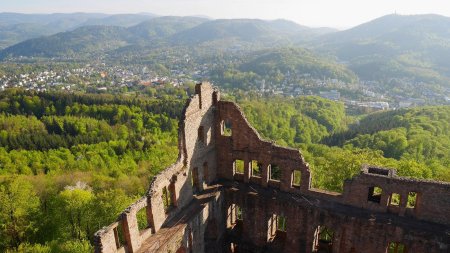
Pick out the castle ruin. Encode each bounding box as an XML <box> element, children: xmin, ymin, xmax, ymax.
<box><xmin>94</xmin><ymin>82</ymin><xmax>450</xmax><ymax>253</ymax></box>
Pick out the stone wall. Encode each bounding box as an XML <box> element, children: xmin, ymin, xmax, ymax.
<box><xmin>94</xmin><ymin>82</ymin><xmax>222</xmax><ymax>253</ymax></box>
<box><xmin>94</xmin><ymin>82</ymin><xmax>450</xmax><ymax>253</ymax></box>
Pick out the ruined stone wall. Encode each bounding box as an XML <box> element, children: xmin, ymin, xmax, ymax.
<box><xmin>342</xmin><ymin>166</ymin><xmax>450</xmax><ymax>225</ymax></box>
<box><xmin>95</xmin><ymin>82</ymin><xmax>450</xmax><ymax>253</ymax></box>
<box><xmin>224</xmin><ymin>181</ymin><xmax>448</xmax><ymax>253</ymax></box>
<box><xmin>94</xmin><ymin>83</ymin><xmax>223</xmax><ymax>253</ymax></box>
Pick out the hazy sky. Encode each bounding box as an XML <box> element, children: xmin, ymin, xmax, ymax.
<box><xmin>2</xmin><ymin>0</ymin><xmax>450</xmax><ymax>28</ymax></box>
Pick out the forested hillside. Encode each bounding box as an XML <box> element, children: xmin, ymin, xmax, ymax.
<box><xmin>239</xmin><ymin>48</ymin><xmax>358</xmax><ymax>83</ymax></box>
<box><xmin>239</xmin><ymin>96</ymin><xmax>347</xmax><ymax>145</ymax></box>
<box><xmin>235</xmin><ymin>95</ymin><xmax>450</xmax><ymax>192</ymax></box>
<box><xmin>333</xmin><ymin>106</ymin><xmax>450</xmax><ymax>166</ymax></box>
<box><xmin>0</xmin><ymin>90</ymin><xmax>183</xmax><ymax>252</ymax></box>
<box><xmin>209</xmin><ymin>47</ymin><xmax>358</xmax><ymax>90</ymax></box>
<box><xmin>316</xmin><ymin>14</ymin><xmax>450</xmax><ymax>88</ymax></box>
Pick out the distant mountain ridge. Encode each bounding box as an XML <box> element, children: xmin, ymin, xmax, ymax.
<box><xmin>1</xmin><ymin>13</ymin><xmax>450</xmax><ymax>88</ymax></box>
<box><xmin>314</xmin><ymin>14</ymin><xmax>450</xmax><ymax>86</ymax></box>
<box><xmin>0</xmin><ymin>12</ymin><xmax>158</xmax><ymax>49</ymax></box>
<box><xmin>0</xmin><ymin>16</ymin><xmax>329</xmax><ymax>58</ymax></box>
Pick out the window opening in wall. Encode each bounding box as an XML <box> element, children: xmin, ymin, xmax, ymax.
<box><xmin>113</xmin><ymin>223</ymin><xmax>127</xmax><ymax>249</ymax></box>
<box><xmin>234</xmin><ymin>160</ymin><xmax>244</xmax><ymax>174</ymax></box>
<box><xmin>389</xmin><ymin>193</ymin><xmax>401</xmax><ymax>206</ymax></box>
<box><xmin>292</xmin><ymin>170</ymin><xmax>301</xmax><ymax>187</ymax></box>
<box><xmin>228</xmin><ymin>204</ymin><xmax>243</xmax><ymax>228</ymax></box>
<box><xmin>387</xmin><ymin>242</ymin><xmax>406</xmax><ymax>253</ymax></box>
<box><xmin>269</xmin><ymin>164</ymin><xmax>281</xmax><ymax>181</ymax></box>
<box><xmin>277</xmin><ymin>215</ymin><xmax>287</xmax><ymax>232</ymax></box>
<box><xmin>251</xmin><ymin>160</ymin><xmax>262</xmax><ymax>177</ymax></box>
<box><xmin>236</xmin><ymin>205</ymin><xmax>243</xmax><ymax>221</ymax></box>
<box><xmin>267</xmin><ymin>214</ymin><xmax>287</xmax><ymax>242</ymax></box>
<box><xmin>136</xmin><ymin>207</ymin><xmax>148</xmax><ymax>231</ymax></box>
<box><xmin>368</xmin><ymin>167</ymin><xmax>389</xmax><ymax>176</ymax></box>
<box><xmin>221</xmin><ymin>119</ymin><xmax>232</xmax><ymax>136</ymax></box>
<box><xmin>228</xmin><ymin>204</ymin><xmax>236</xmax><ymax>227</ymax></box>
<box><xmin>407</xmin><ymin>192</ymin><xmax>417</xmax><ymax>209</ymax></box>
<box><xmin>191</xmin><ymin>167</ymin><xmax>200</xmax><ymax>192</ymax></box>
<box><xmin>313</xmin><ymin>226</ymin><xmax>334</xmax><ymax>253</ymax></box>
<box><xmin>367</xmin><ymin>186</ymin><xmax>382</xmax><ymax>203</ymax></box>
<box><xmin>162</xmin><ymin>186</ymin><xmax>171</xmax><ymax>213</ymax></box>
<box><xmin>198</xmin><ymin>126</ymin><xmax>205</xmax><ymax>143</ymax></box>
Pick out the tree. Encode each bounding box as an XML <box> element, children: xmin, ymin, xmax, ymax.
<box><xmin>56</xmin><ymin>187</ymin><xmax>94</xmax><ymax>240</ymax></box>
<box><xmin>0</xmin><ymin>177</ymin><xmax>40</xmax><ymax>250</ymax></box>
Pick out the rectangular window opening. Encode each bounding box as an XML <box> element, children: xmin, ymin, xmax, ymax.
<box><xmin>313</xmin><ymin>226</ymin><xmax>334</xmax><ymax>252</ymax></box>
<box><xmin>389</xmin><ymin>193</ymin><xmax>401</xmax><ymax>206</ymax></box>
<box><xmin>368</xmin><ymin>167</ymin><xmax>389</xmax><ymax>176</ymax></box>
<box><xmin>269</xmin><ymin>164</ymin><xmax>281</xmax><ymax>181</ymax></box>
<box><xmin>367</xmin><ymin>186</ymin><xmax>382</xmax><ymax>203</ymax></box>
<box><xmin>162</xmin><ymin>186</ymin><xmax>171</xmax><ymax>213</ymax></box>
<box><xmin>277</xmin><ymin>215</ymin><xmax>287</xmax><ymax>232</ymax></box>
<box><xmin>228</xmin><ymin>204</ymin><xmax>243</xmax><ymax>228</ymax></box>
<box><xmin>251</xmin><ymin>160</ymin><xmax>262</xmax><ymax>177</ymax></box>
<box><xmin>407</xmin><ymin>192</ymin><xmax>417</xmax><ymax>209</ymax></box>
<box><xmin>114</xmin><ymin>223</ymin><xmax>127</xmax><ymax>249</ymax></box>
<box><xmin>136</xmin><ymin>207</ymin><xmax>148</xmax><ymax>231</ymax></box>
<box><xmin>234</xmin><ymin>160</ymin><xmax>244</xmax><ymax>174</ymax></box>
<box><xmin>236</xmin><ymin>205</ymin><xmax>243</xmax><ymax>221</ymax></box>
<box><xmin>292</xmin><ymin>170</ymin><xmax>301</xmax><ymax>187</ymax></box>
<box><xmin>222</xmin><ymin>119</ymin><xmax>232</xmax><ymax>136</ymax></box>
<box><xmin>267</xmin><ymin>213</ymin><xmax>287</xmax><ymax>242</ymax></box>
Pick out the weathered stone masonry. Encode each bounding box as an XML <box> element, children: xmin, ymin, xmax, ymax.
<box><xmin>94</xmin><ymin>82</ymin><xmax>450</xmax><ymax>253</ymax></box>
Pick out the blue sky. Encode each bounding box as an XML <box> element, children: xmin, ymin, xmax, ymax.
<box><xmin>1</xmin><ymin>0</ymin><xmax>450</xmax><ymax>28</ymax></box>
